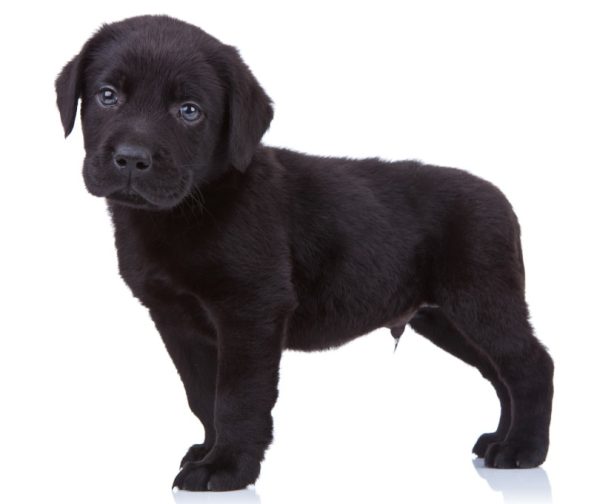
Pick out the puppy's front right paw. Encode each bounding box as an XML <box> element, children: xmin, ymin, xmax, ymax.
<box><xmin>180</xmin><ymin>443</ymin><xmax>212</xmax><ymax>469</ymax></box>
<box><xmin>173</xmin><ymin>450</ymin><xmax>261</xmax><ymax>491</ymax></box>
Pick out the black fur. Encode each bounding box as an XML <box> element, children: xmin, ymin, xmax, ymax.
<box><xmin>56</xmin><ymin>15</ymin><xmax>554</xmax><ymax>491</ymax></box>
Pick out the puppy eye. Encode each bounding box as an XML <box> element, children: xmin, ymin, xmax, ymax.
<box><xmin>179</xmin><ymin>103</ymin><xmax>203</xmax><ymax>122</ymax></box>
<box><xmin>98</xmin><ymin>87</ymin><xmax>118</xmax><ymax>106</ymax></box>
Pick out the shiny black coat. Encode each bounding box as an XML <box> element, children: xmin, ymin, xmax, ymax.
<box><xmin>56</xmin><ymin>15</ymin><xmax>553</xmax><ymax>492</ymax></box>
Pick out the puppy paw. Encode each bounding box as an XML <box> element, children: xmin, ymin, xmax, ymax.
<box><xmin>472</xmin><ymin>432</ymin><xmax>503</xmax><ymax>458</ymax></box>
<box><xmin>484</xmin><ymin>440</ymin><xmax>548</xmax><ymax>468</ymax></box>
<box><xmin>180</xmin><ymin>443</ymin><xmax>212</xmax><ymax>468</ymax></box>
<box><xmin>173</xmin><ymin>451</ymin><xmax>261</xmax><ymax>491</ymax></box>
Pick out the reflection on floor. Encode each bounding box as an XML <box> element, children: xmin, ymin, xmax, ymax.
<box><xmin>170</xmin><ymin>460</ymin><xmax>553</xmax><ymax>503</ymax></box>
<box><xmin>473</xmin><ymin>458</ymin><xmax>552</xmax><ymax>503</ymax></box>
<box><xmin>173</xmin><ymin>486</ymin><xmax>260</xmax><ymax>504</ymax></box>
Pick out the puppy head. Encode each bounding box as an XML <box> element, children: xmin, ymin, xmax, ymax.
<box><xmin>56</xmin><ymin>15</ymin><xmax>273</xmax><ymax>210</ymax></box>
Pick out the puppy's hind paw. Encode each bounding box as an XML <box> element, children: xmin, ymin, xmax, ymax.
<box><xmin>484</xmin><ymin>440</ymin><xmax>548</xmax><ymax>469</ymax></box>
<box><xmin>472</xmin><ymin>432</ymin><xmax>503</xmax><ymax>458</ymax></box>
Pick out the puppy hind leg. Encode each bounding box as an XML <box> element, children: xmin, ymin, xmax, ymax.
<box><xmin>440</xmin><ymin>292</ymin><xmax>554</xmax><ymax>468</ymax></box>
<box><xmin>408</xmin><ymin>307</ymin><xmax>512</xmax><ymax>456</ymax></box>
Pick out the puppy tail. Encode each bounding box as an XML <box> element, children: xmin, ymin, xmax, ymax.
<box><xmin>512</xmin><ymin>212</ymin><xmax>526</xmax><ymax>290</ymax></box>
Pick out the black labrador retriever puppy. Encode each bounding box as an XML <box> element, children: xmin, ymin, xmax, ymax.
<box><xmin>56</xmin><ymin>15</ymin><xmax>553</xmax><ymax>491</ymax></box>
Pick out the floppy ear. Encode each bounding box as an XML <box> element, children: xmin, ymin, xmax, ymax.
<box><xmin>220</xmin><ymin>46</ymin><xmax>274</xmax><ymax>172</ymax></box>
<box><xmin>55</xmin><ymin>54</ymin><xmax>82</xmax><ymax>138</ymax></box>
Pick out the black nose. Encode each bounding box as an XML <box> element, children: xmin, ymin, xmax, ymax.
<box><xmin>113</xmin><ymin>144</ymin><xmax>152</xmax><ymax>171</ymax></box>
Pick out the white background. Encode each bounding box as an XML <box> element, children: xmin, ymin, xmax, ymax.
<box><xmin>1</xmin><ymin>1</ymin><xmax>598</xmax><ymax>503</ymax></box>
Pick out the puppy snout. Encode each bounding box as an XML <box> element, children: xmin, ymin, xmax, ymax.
<box><xmin>113</xmin><ymin>144</ymin><xmax>152</xmax><ymax>172</ymax></box>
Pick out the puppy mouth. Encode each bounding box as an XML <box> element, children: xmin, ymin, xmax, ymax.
<box><xmin>106</xmin><ymin>182</ymin><xmax>192</xmax><ymax>210</ymax></box>
<box><xmin>83</xmin><ymin>154</ymin><xmax>194</xmax><ymax>210</ymax></box>
<box><xmin>106</xmin><ymin>188</ymin><xmax>154</xmax><ymax>208</ymax></box>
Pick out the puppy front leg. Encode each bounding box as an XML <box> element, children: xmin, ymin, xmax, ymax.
<box><xmin>173</xmin><ymin>315</ymin><xmax>287</xmax><ymax>492</ymax></box>
<box><xmin>148</xmin><ymin>302</ymin><xmax>218</xmax><ymax>467</ymax></box>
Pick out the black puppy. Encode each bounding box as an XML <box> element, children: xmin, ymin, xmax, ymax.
<box><xmin>56</xmin><ymin>15</ymin><xmax>553</xmax><ymax>491</ymax></box>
